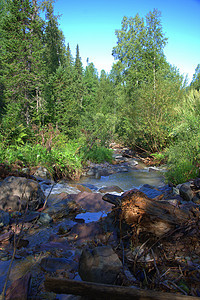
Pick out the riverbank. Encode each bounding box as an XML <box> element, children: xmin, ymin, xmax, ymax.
<box><xmin>0</xmin><ymin>149</ymin><xmax>200</xmax><ymax>298</ymax></box>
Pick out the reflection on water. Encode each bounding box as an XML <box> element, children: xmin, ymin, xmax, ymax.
<box><xmin>75</xmin><ymin>211</ymin><xmax>107</xmax><ymax>223</ymax></box>
<box><xmin>79</xmin><ymin>169</ymin><xmax>165</xmax><ymax>191</ymax></box>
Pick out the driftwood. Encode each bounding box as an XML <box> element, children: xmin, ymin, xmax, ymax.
<box><xmin>102</xmin><ymin>191</ymin><xmax>195</xmax><ymax>237</ymax></box>
<box><xmin>44</xmin><ymin>278</ymin><xmax>198</xmax><ymax>300</ymax></box>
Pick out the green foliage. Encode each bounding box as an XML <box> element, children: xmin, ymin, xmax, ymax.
<box><xmin>165</xmin><ymin>142</ymin><xmax>198</xmax><ymax>185</ymax></box>
<box><xmin>0</xmin><ymin>141</ymin><xmax>83</xmax><ymax>180</ymax></box>
<box><xmin>166</xmin><ymin>90</ymin><xmax>200</xmax><ymax>184</ymax></box>
<box><xmin>0</xmin><ymin>0</ymin><xmax>46</xmax><ymax>125</ymax></box>
<box><xmin>0</xmin><ymin>2</ymin><xmax>198</xmax><ymax>186</ymax></box>
<box><xmin>151</xmin><ymin>151</ymin><xmax>166</xmax><ymax>162</ymax></box>
<box><xmin>190</xmin><ymin>64</ymin><xmax>200</xmax><ymax>91</ymax></box>
<box><xmin>81</xmin><ymin>144</ymin><xmax>113</xmax><ymax>164</ymax></box>
<box><xmin>111</xmin><ymin>10</ymin><xmax>182</xmax><ymax>152</ymax></box>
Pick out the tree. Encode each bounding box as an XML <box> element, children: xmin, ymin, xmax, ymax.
<box><xmin>66</xmin><ymin>43</ymin><xmax>74</xmax><ymax>71</ymax></box>
<box><xmin>43</xmin><ymin>0</ymin><xmax>67</xmax><ymax>75</ymax></box>
<box><xmin>191</xmin><ymin>64</ymin><xmax>200</xmax><ymax>91</ymax></box>
<box><xmin>75</xmin><ymin>44</ymin><xmax>83</xmax><ymax>75</ymax></box>
<box><xmin>112</xmin><ymin>14</ymin><xmax>146</xmax><ymax>96</ymax></box>
<box><xmin>0</xmin><ymin>0</ymin><xmax>45</xmax><ymax>125</ymax></box>
<box><xmin>112</xmin><ymin>10</ymin><xmax>183</xmax><ymax>151</ymax></box>
<box><xmin>112</xmin><ymin>10</ymin><xmax>167</xmax><ymax>93</ymax></box>
<box><xmin>145</xmin><ymin>9</ymin><xmax>168</xmax><ymax>90</ymax></box>
<box><xmin>50</xmin><ymin>66</ymin><xmax>81</xmax><ymax>137</ymax></box>
<box><xmin>74</xmin><ymin>44</ymin><xmax>84</xmax><ymax>107</ymax></box>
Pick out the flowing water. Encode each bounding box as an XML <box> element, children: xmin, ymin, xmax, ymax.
<box><xmin>78</xmin><ymin>168</ymin><xmax>166</xmax><ymax>192</ymax></box>
<box><xmin>43</xmin><ymin>164</ymin><xmax>166</xmax><ymax>224</ymax></box>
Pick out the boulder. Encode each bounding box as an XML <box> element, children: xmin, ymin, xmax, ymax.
<box><xmin>0</xmin><ymin>209</ymin><xmax>10</xmax><ymax>227</ymax></box>
<box><xmin>0</xmin><ymin>176</ymin><xmax>45</xmax><ymax>212</ymax></box>
<box><xmin>99</xmin><ymin>186</ymin><xmax>124</xmax><ymax>194</ymax></box>
<box><xmin>179</xmin><ymin>183</ymin><xmax>194</xmax><ymax>202</ymax></box>
<box><xmin>40</xmin><ymin>257</ymin><xmax>72</xmax><ymax>273</ymax></box>
<box><xmin>68</xmin><ymin>192</ymin><xmax>112</xmax><ymax>212</ymax></box>
<box><xmin>78</xmin><ymin>245</ymin><xmax>122</xmax><ymax>284</ymax></box>
<box><xmin>43</xmin><ymin>198</ymin><xmax>78</xmax><ymax>220</ymax></box>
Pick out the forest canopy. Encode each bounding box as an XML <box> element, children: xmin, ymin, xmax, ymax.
<box><xmin>0</xmin><ymin>0</ymin><xmax>200</xmax><ymax>184</ymax></box>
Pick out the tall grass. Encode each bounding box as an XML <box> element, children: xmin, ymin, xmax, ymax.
<box><xmin>166</xmin><ymin>89</ymin><xmax>200</xmax><ymax>185</ymax></box>
<box><xmin>0</xmin><ymin>131</ymin><xmax>113</xmax><ymax>180</ymax></box>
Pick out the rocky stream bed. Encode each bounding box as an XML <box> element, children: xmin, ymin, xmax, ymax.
<box><xmin>0</xmin><ymin>147</ymin><xmax>200</xmax><ymax>299</ymax></box>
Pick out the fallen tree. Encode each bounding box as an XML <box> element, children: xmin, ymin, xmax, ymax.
<box><xmin>102</xmin><ymin>190</ymin><xmax>199</xmax><ymax>237</ymax></box>
<box><xmin>44</xmin><ymin>278</ymin><xmax>198</xmax><ymax>300</ymax></box>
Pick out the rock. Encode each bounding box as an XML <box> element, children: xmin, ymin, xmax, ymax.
<box><xmin>9</xmin><ymin>256</ymin><xmax>35</xmax><ymax>282</ymax></box>
<box><xmin>0</xmin><ymin>260</ymin><xmax>12</xmax><ymax>293</ymax></box>
<box><xmin>194</xmin><ymin>178</ymin><xmax>200</xmax><ymax>189</ymax></box>
<box><xmin>99</xmin><ymin>186</ymin><xmax>124</xmax><ymax>194</ymax></box>
<box><xmin>37</xmin><ymin>212</ymin><xmax>52</xmax><ymax>225</ymax></box>
<box><xmin>44</xmin><ymin>198</ymin><xmax>78</xmax><ymax>219</ymax></box>
<box><xmin>5</xmin><ymin>272</ymin><xmax>32</xmax><ymax>300</ymax></box>
<box><xmin>15</xmin><ymin>238</ymin><xmax>29</xmax><ymax>249</ymax></box>
<box><xmin>21</xmin><ymin>167</ymin><xmax>30</xmax><ymax>175</ymax></box>
<box><xmin>68</xmin><ymin>192</ymin><xmax>112</xmax><ymax>212</ymax></box>
<box><xmin>81</xmin><ymin>184</ymin><xmax>99</xmax><ymax>191</ymax></box>
<box><xmin>128</xmin><ymin>159</ymin><xmax>139</xmax><ymax>168</ymax></box>
<box><xmin>148</xmin><ymin>166</ymin><xmax>160</xmax><ymax>172</ymax></box>
<box><xmin>167</xmin><ymin>199</ymin><xmax>181</xmax><ymax>206</ymax></box>
<box><xmin>139</xmin><ymin>184</ymin><xmax>163</xmax><ymax>199</ymax></box>
<box><xmin>0</xmin><ymin>230</ymin><xmax>13</xmax><ymax>242</ymax></box>
<box><xmin>0</xmin><ymin>209</ymin><xmax>10</xmax><ymax>227</ymax></box>
<box><xmin>73</xmin><ymin>184</ymin><xmax>92</xmax><ymax>193</ymax></box>
<box><xmin>86</xmin><ymin>166</ymin><xmax>110</xmax><ymax>178</ymax></box>
<box><xmin>179</xmin><ymin>183</ymin><xmax>194</xmax><ymax>202</ymax></box>
<box><xmin>36</xmin><ymin>239</ymin><xmax>71</xmax><ymax>253</ymax></box>
<box><xmin>0</xmin><ymin>176</ymin><xmax>45</xmax><ymax>212</ymax></box>
<box><xmin>115</xmin><ymin>166</ymin><xmax>129</xmax><ymax>173</ymax></box>
<box><xmin>78</xmin><ymin>245</ymin><xmax>122</xmax><ymax>284</ymax></box>
<box><xmin>40</xmin><ymin>257</ymin><xmax>72</xmax><ymax>273</ymax></box>
<box><xmin>192</xmin><ymin>192</ymin><xmax>200</xmax><ymax>204</ymax></box>
<box><xmin>0</xmin><ymin>195</ymin><xmax>21</xmax><ymax>212</ymax></box>
<box><xmin>46</xmin><ymin>192</ymin><xmax>70</xmax><ymax>206</ymax></box>
<box><xmin>21</xmin><ymin>211</ymin><xmax>40</xmax><ymax>222</ymax></box>
<box><xmin>33</xmin><ymin>167</ymin><xmax>51</xmax><ymax>180</ymax></box>
<box><xmin>122</xmin><ymin>149</ymin><xmax>135</xmax><ymax>158</ymax></box>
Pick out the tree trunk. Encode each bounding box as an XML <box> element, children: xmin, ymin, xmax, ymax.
<box><xmin>44</xmin><ymin>278</ymin><xmax>197</xmax><ymax>300</ymax></box>
<box><xmin>102</xmin><ymin>191</ymin><xmax>194</xmax><ymax>237</ymax></box>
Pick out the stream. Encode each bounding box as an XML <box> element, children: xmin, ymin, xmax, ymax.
<box><xmin>0</xmin><ymin>160</ymin><xmax>169</xmax><ymax>298</ymax></box>
<box><xmin>1</xmin><ymin>159</ymin><xmax>200</xmax><ymax>299</ymax></box>
<box><xmin>42</xmin><ymin>162</ymin><xmax>166</xmax><ymax>224</ymax></box>
<box><xmin>78</xmin><ymin>167</ymin><xmax>165</xmax><ymax>191</ymax></box>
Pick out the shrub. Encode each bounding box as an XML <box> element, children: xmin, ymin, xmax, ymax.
<box><xmin>165</xmin><ymin>90</ymin><xmax>200</xmax><ymax>185</ymax></box>
<box><xmin>81</xmin><ymin>144</ymin><xmax>113</xmax><ymax>164</ymax></box>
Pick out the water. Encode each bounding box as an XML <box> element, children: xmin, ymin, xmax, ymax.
<box><xmin>75</xmin><ymin>211</ymin><xmax>107</xmax><ymax>223</ymax></box>
<box><xmin>78</xmin><ymin>168</ymin><xmax>165</xmax><ymax>192</ymax></box>
<box><xmin>44</xmin><ymin>167</ymin><xmax>166</xmax><ymax>197</ymax></box>
<box><xmin>42</xmin><ymin>166</ymin><xmax>166</xmax><ymax>224</ymax></box>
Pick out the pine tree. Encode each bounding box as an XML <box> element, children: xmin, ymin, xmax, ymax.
<box><xmin>75</xmin><ymin>44</ymin><xmax>83</xmax><ymax>75</ymax></box>
<box><xmin>43</xmin><ymin>0</ymin><xmax>67</xmax><ymax>75</ymax></box>
<box><xmin>66</xmin><ymin>43</ymin><xmax>74</xmax><ymax>71</ymax></box>
<box><xmin>0</xmin><ymin>0</ymin><xmax>45</xmax><ymax>125</ymax></box>
<box><xmin>74</xmin><ymin>44</ymin><xmax>84</xmax><ymax>107</ymax></box>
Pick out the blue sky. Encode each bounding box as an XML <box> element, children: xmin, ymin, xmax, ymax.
<box><xmin>53</xmin><ymin>0</ymin><xmax>200</xmax><ymax>83</ymax></box>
